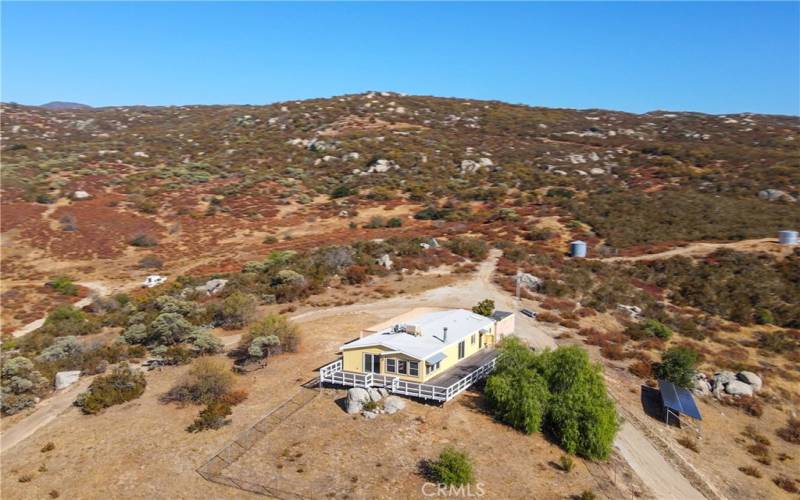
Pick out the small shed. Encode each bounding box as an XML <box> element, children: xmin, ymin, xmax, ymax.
<box><xmin>778</xmin><ymin>230</ymin><xmax>798</xmax><ymax>245</ymax></box>
<box><xmin>658</xmin><ymin>380</ymin><xmax>702</xmax><ymax>427</ymax></box>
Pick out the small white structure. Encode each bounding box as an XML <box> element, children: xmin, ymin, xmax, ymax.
<box><xmin>142</xmin><ymin>275</ymin><xmax>167</xmax><ymax>288</ymax></box>
<box><xmin>71</xmin><ymin>190</ymin><xmax>90</xmax><ymax>200</ymax></box>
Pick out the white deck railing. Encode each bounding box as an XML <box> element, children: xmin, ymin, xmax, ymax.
<box><xmin>319</xmin><ymin>353</ymin><xmax>498</xmax><ymax>402</ymax></box>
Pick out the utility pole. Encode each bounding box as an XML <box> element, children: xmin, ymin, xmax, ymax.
<box><xmin>515</xmin><ymin>268</ymin><xmax>521</xmax><ymax>315</ymax></box>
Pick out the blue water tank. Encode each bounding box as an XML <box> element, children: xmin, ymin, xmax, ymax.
<box><xmin>570</xmin><ymin>240</ymin><xmax>587</xmax><ymax>258</ymax></box>
<box><xmin>779</xmin><ymin>230</ymin><xmax>798</xmax><ymax>245</ymax></box>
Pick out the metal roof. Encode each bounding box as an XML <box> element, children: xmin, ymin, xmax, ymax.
<box><xmin>340</xmin><ymin>309</ymin><xmax>494</xmax><ymax>360</ymax></box>
<box><xmin>490</xmin><ymin>310</ymin><xmax>513</xmax><ymax>321</ymax></box>
<box><xmin>426</xmin><ymin>352</ymin><xmax>447</xmax><ymax>364</ymax></box>
<box><xmin>658</xmin><ymin>380</ymin><xmax>702</xmax><ymax>420</ymax></box>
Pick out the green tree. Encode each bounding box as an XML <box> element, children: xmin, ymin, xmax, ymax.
<box><xmin>654</xmin><ymin>346</ymin><xmax>699</xmax><ymax>388</ymax></box>
<box><xmin>149</xmin><ymin>312</ymin><xmax>193</xmax><ymax>345</ymax></box>
<box><xmin>642</xmin><ymin>319</ymin><xmax>673</xmax><ymax>340</ymax></box>
<box><xmin>246</xmin><ymin>313</ymin><xmax>300</xmax><ymax>352</ymax></box>
<box><xmin>472</xmin><ymin>299</ymin><xmax>495</xmax><ymax>317</ymax></box>
<box><xmin>485</xmin><ymin>368</ymin><xmax>549</xmax><ymax>434</ymax></box>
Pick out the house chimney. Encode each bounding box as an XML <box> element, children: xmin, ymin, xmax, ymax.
<box><xmin>442</xmin><ymin>327</ymin><xmax>448</xmax><ymax>342</ymax></box>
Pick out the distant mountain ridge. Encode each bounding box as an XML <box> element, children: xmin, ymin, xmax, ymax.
<box><xmin>40</xmin><ymin>101</ymin><xmax>92</xmax><ymax>110</ymax></box>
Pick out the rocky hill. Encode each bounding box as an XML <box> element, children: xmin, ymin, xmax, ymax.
<box><xmin>1</xmin><ymin>92</ymin><xmax>798</xmax><ymax>252</ymax></box>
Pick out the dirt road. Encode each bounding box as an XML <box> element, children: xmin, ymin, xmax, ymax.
<box><xmin>600</xmin><ymin>237</ymin><xmax>787</xmax><ymax>262</ymax></box>
<box><xmin>0</xmin><ymin>378</ymin><xmax>92</xmax><ymax>454</ymax></box>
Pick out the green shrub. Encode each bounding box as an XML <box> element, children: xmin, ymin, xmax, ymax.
<box><xmin>40</xmin><ymin>306</ymin><xmax>98</xmax><ymax>337</ymax></box>
<box><xmin>654</xmin><ymin>346</ymin><xmax>699</xmax><ymax>388</ymax></box>
<box><xmin>1</xmin><ymin>356</ymin><xmax>47</xmax><ymax>415</ymax></box>
<box><xmin>48</xmin><ymin>275</ymin><xmax>78</xmax><ymax>296</ymax></box>
<box><xmin>246</xmin><ymin>313</ymin><xmax>300</xmax><ymax>352</ymax></box>
<box><xmin>427</xmin><ymin>447</ymin><xmax>475</xmax><ymax>486</ymax></box>
<box><xmin>485</xmin><ymin>369</ymin><xmax>549</xmax><ymax>434</ymax></box>
<box><xmin>149</xmin><ymin>313</ymin><xmax>193</xmax><ymax>345</ymax></box>
<box><xmin>386</xmin><ymin>217</ymin><xmax>403</xmax><ymax>228</ymax></box>
<box><xmin>213</xmin><ymin>291</ymin><xmax>257</xmax><ymax>329</ymax></box>
<box><xmin>330</xmin><ymin>184</ymin><xmax>356</xmax><ymax>198</ymax></box>
<box><xmin>471</xmin><ymin>299</ymin><xmax>495</xmax><ymax>317</ymax></box>
<box><xmin>643</xmin><ymin>319</ymin><xmax>672</xmax><ymax>340</ymax></box>
<box><xmin>74</xmin><ymin>363</ymin><xmax>146</xmax><ymax>414</ymax></box>
<box><xmin>445</xmin><ymin>237</ymin><xmax>488</xmax><ymax>260</ymax></box>
<box><xmin>559</xmin><ymin>454</ymin><xmax>574</xmax><ymax>472</ymax></box>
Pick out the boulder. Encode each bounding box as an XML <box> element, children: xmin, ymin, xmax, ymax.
<box><xmin>346</xmin><ymin>387</ymin><xmax>370</xmax><ymax>414</ymax></box>
<box><xmin>378</xmin><ymin>388</ymin><xmax>389</xmax><ymax>398</ymax></box>
<box><xmin>616</xmin><ymin>304</ymin><xmax>642</xmax><ymax>319</ymax></box>
<box><xmin>713</xmin><ymin>371</ymin><xmax>736</xmax><ymax>386</ymax></box>
<box><xmin>71</xmin><ymin>190</ymin><xmax>90</xmax><ymax>200</ymax></box>
<box><xmin>517</xmin><ymin>273</ymin><xmax>543</xmax><ymax>291</ymax></box>
<box><xmin>363</xmin><ymin>410</ymin><xmax>378</xmax><ymax>420</ymax></box>
<box><xmin>590</xmin><ymin>167</ymin><xmax>606</xmax><ymax>175</ymax></box>
<box><xmin>55</xmin><ymin>370</ymin><xmax>81</xmax><ymax>390</ymax></box>
<box><xmin>725</xmin><ymin>380</ymin><xmax>754</xmax><ymax>397</ymax></box>
<box><xmin>383</xmin><ymin>396</ymin><xmax>406</xmax><ymax>415</ymax></box>
<box><xmin>758</xmin><ymin>189</ymin><xmax>796</xmax><ymax>203</ymax></box>
<box><xmin>692</xmin><ymin>373</ymin><xmax>711</xmax><ymax>397</ymax></box>
<box><xmin>195</xmin><ymin>278</ymin><xmax>228</xmax><ymax>296</ymax></box>
<box><xmin>737</xmin><ymin>371</ymin><xmax>762</xmax><ymax>392</ymax></box>
<box><xmin>368</xmin><ymin>388</ymin><xmax>383</xmax><ymax>402</ymax></box>
<box><xmin>376</xmin><ymin>254</ymin><xmax>393</xmax><ymax>270</ymax></box>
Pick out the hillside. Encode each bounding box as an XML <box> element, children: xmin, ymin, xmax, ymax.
<box><xmin>2</xmin><ymin>93</ymin><xmax>800</xmax><ymax>500</ymax></box>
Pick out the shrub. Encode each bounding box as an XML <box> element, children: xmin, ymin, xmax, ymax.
<box><xmin>642</xmin><ymin>319</ymin><xmax>672</xmax><ymax>340</ymax></box>
<box><xmin>246</xmin><ymin>314</ymin><xmax>300</xmax><ymax>353</ymax></box>
<box><xmin>247</xmin><ymin>335</ymin><xmax>279</xmax><ymax>358</ymax></box>
<box><xmin>40</xmin><ymin>305</ymin><xmax>98</xmax><ymax>337</ymax></box>
<box><xmin>445</xmin><ymin>237</ymin><xmax>488</xmax><ymax>260</ymax></box>
<box><xmin>36</xmin><ymin>336</ymin><xmax>82</xmax><ymax>362</ymax></box>
<box><xmin>427</xmin><ymin>447</ymin><xmax>475</xmax><ymax>486</ymax></box>
<box><xmin>149</xmin><ymin>312</ymin><xmax>193</xmax><ymax>345</ymax></box>
<box><xmin>129</xmin><ymin>233</ymin><xmax>158</xmax><ymax>247</ymax></box>
<box><xmin>213</xmin><ymin>291</ymin><xmax>257</xmax><ymax>329</ymax></box>
<box><xmin>578</xmin><ymin>491</ymin><xmax>596</xmax><ymax>500</ymax></box>
<box><xmin>654</xmin><ymin>346</ymin><xmax>698</xmax><ymax>388</ymax></box>
<box><xmin>48</xmin><ymin>275</ymin><xmax>78</xmax><ymax>296</ymax></box>
<box><xmin>344</xmin><ymin>265</ymin><xmax>368</xmax><ymax>284</ymax></box>
<box><xmin>386</xmin><ymin>217</ymin><xmax>403</xmax><ymax>228</ymax></box>
<box><xmin>186</xmin><ymin>328</ymin><xmax>223</xmax><ymax>355</ymax></box>
<box><xmin>330</xmin><ymin>184</ymin><xmax>356</xmax><ymax>198</ymax></box>
<box><xmin>1</xmin><ymin>356</ymin><xmax>47</xmax><ymax>415</ymax></box>
<box><xmin>41</xmin><ymin>442</ymin><xmax>55</xmax><ymax>453</ymax></box>
<box><xmin>738</xmin><ymin>466</ymin><xmax>761</xmax><ymax>478</ymax></box>
<box><xmin>74</xmin><ymin>363</ymin><xmax>146</xmax><ymax>414</ymax></box>
<box><xmin>162</xmin><ymin>358</ymin><xmax>234</xmax><ymax>405</ymax></box>
<box><xmin>628</xmin><ymin>360</ymin><xmax>652</xmax><ymax>379</ymax></box>
<box><xmin>138</xmin><ymin>254</ymin><xmax>163</xmax><ymax>269</ymax></box>
<box><xmin>777</xmin><ymin>417</ymin><xmax>800</xmax><ymax>444</ymax></box>
<box><xmin>773</xmin><ymin>475</ymin><xmax>798</xmax><ymax>493</ymax></box>
<box><xmin>186</xmin><ymin>401</ymin><xmax>232</xmax><ymax>432</ymax></box>
<box><xmin>559</xmin><ymin>454</ymin><xmax>574</xmax><ymax>472</ymax></box>
<box><xmin>471</xmin><ymin>299</ymin><xmax>495</xmax><ymax>317</ymax></box>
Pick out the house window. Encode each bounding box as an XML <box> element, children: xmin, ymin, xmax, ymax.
<box><xmin>426</xmin><ymin>362</ymin><xmax>440</xmax><ymax>375</ymax></box>
<box><xmin>398</xmin><ymin>360</ymin><xmax>408</xmax><ymax>374</ymax></box>
<box><xmin>409</xmin><ymin>361</ymin><xmax>419</xmax><ymax>376</ymax></box>
<box><xmin>386</xmin><ymin>358</ymin><xmax>396</xmax><ymax>373</ymax></box>
<box><xmin>364</xmin><ymin>353</ymin><xmax>380</xmax><ymax>373</ymax></box>
<box><xmin>458</xmin><ymin>341</ymin><xmax>465</xmax><ymax>359</ymax></box>
<box><xmin>471</xmin><ymin>333</ymin><xmax>476</xmax><ymax>346</ymax></box>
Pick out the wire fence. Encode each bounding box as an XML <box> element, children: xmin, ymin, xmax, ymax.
<box><xmin>196</xmin><ymin>386</ymin><xmax>320</xmax><ymax>499</ymax></box>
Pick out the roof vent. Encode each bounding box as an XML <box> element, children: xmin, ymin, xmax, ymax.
<box><xmin>442</xmin><ymin>327</ymin><xmax>448</xmax><ymax>343</ymax></box>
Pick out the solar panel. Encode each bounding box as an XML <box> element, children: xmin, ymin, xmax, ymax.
<box><xmin>658</xmin><ymin>380</ymin><xmax>702</xmax><ymax>421</ymax></box>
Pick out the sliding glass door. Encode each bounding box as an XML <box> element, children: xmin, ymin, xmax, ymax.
<box><xmin>364</xmin><ymin>353</ymin><xmax>380</xmax><ymax>373</ymax></box>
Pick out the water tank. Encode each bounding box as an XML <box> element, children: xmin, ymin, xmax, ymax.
<box><xmin>779</xmin><ymin>230</ymin><xmax>798</xmax><ymax>245</ymax></box>
<box><xmin>570</xmin><ymin>240</ymin><xmax>587</xmax><ymax>258</ymax></box>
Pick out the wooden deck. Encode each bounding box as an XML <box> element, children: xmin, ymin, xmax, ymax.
<box><xmin>318</xmin><ymin>348</ymin><xmax>500</xmax><ymax>403</ymax></box>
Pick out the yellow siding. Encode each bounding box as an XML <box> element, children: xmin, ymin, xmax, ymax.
<box><xmin>342</xmin><ymin>323</ymin><xmax>498</xmax><ymax>384</ymax></box>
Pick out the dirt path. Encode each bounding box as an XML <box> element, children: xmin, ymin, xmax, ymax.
<box><xmin>11</xmin><ymin>281</ymin><xmax>119</xmax><ymax>338</ymax></box>
<box><xmin>600</xmin><ymin>237</ymin><xmax>786</xmax><ymax>262</ymax></box>
<box><xmin>0</xmin><ymin>378</ymin><xmax>92</xmax><ymax>454</ymax></box>
<box><xmin>614</xmin><ymin>421</ymin><xmax>705</xmax><ymax>500</ymax></box>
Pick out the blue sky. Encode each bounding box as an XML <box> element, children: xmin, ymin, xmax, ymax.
<box><xmin>2</xmin><ymin>2</ymin><xmax>798</xmax><ymax>115</ymax></box>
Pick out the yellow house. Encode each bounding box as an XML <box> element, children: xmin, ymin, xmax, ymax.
<box><xmin>320</xmin><ymin>308</ymin><xmax>515</xmax><ymax>402</ymax></box>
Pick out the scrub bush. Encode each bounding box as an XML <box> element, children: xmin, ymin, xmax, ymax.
<box><xmin>427</xmin><ymin>447</ymin><xmax>475</xmax><ymax>486</ymax></box>
<box><xmin>654</xmin><ymin>346</ymin><xmax>699</xmax><ymax>388</ymax></box>
<box><xmin>74</xmin><ymin>363</ymin><xmax>146</xmax><ymax>414</ymax></box>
